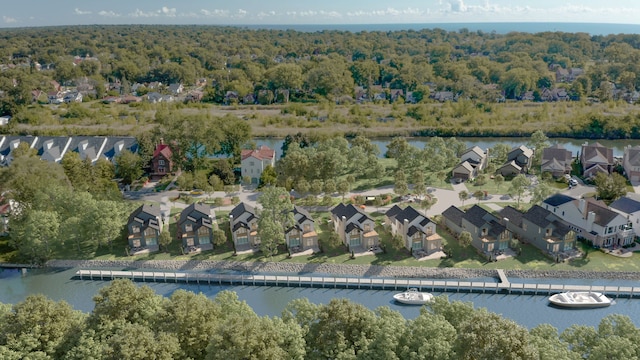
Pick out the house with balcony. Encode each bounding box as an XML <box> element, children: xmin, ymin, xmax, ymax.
<box><xmin>241</xmin><ymin>145</ymin><xmax>275</xmax><ymax>184</ymax></box>
<box><xmin>609</xmin><ymin>196</ymin><xmax>640</xmax><ymax>238</ymax></box>
<box><xmin>284</xmin><ymin>206</ymin><xmax>318</xmax><ymax>254</ymax></box>
<box><xmin>452</xmin><ymin>146</ymin><xmax>488</xmax><ymax>181</ymax></box>
<box><xmin>229</xmin><ymin>202</ymin><xmax>260</xmax><ymax>252</ymax></box>
<box><xmin>541</xmin><ymin>144</ymin><xmax>573</xmax><ymax>178</ymax></box>
<box><xmin>385</xmin><ymin>205</ymin><xmax>441</xmax><ymax>255</ymax></box>
<box><xmin>441</xmin><ymin>205</ymin><xmax>512</xmax><ymax>257</ymax></box>
<box><xmin>127</xmin><ymin>204</ymin><xmax>162</xmax><ymax>255</ymax></box>
<box><xmin>178</xmin><ymin>203</ymin><xmax>216</xmax><ymax>254</ymax></box>
<box><xmin>542</xmin><ymin>194</ymin><xmax>634</xmax><ymax>248</ymax></box>
<box><xmin>500</xmin><ymin>205</ymin><xmax>577</xmax><ymax>258</ymax></box>
<box><xmin>580</xmin><ymin>142</ymin><xmax>614</xmax><ymax>179</ymax></box>
<box><xmin>330</xmin><ymin>203</ymin><xmax>379</xmax><ymax>251</ymax></box>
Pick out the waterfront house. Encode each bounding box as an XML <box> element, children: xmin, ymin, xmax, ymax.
<box><xmin>229</xmin><ymin>202</ymin><xmax>260</xmax><ymax>252</ymax></box>
<box><xmin>496</xmin><ymin>161</ymin><xmax>523</xmax><ymax>178</ymax></box>
<box><xmin>452</xmin><ymin>146</ymin><xmax>488</xmax><ymax>181</ymax></box>
<box><xmin>542</xmin><ymin>194</ymin><xmax>633</xmax><ymax>248</ymax></box>
<box><xmin>580</xmin><ymin>142</ymin><xmax>614</xmax><ymax>178</ymax></box>
<box><xmin>284</xmin><ymin>206</ymin><xmax>318</xmax><ymax>253</ymax></box>
<box><xmin>506</xmin><ymin>145</ymin><xmax>533</xmax><ymax>172</ymax></box>
<box><xmin>609</xmin><ymin>196</ymin><xmax>640</xmax><ymax>237</ymax></box>
<box><xmin>241</xmin><ymin>145</ymin><xmax>275</xmax><ymax>184</ymax></box>
<box><xmin>178</xmin><ymin>203</ymin><xmax>216</xmax><ymax>253</ymax></box>
<box><xmin>127</xmin><ymin>204</ymin><xmax>162</xmax><ymax>254</ymax></box>
<box><xmin>330</xmin><ymin>203</ymin><xmax>379</xmax><ymax>251</ymax></box>
<box><xmin>500</xmin><ymin>205</ymin><xmax>576</xmax><ymax>257</ymax></box>
<box><xmin>151</xmin><ymin>140</ymin><xmax>173</xmax><ymax>179</ymax></box>
<box><xmin>541</xmin><ymin>144</ymin><xmax>573</xmax><ymax>178</ymax></box>
<box><xmin>441</xmin><ymin>205</ymin><xmax>512</xmax><ymax>256</ymax></box>
<box><xmin>623</xmin><ymin>145</ymin><xmax>640</xmax><ymax>182</ymax></box>
<box><xmin>385</xmin><ymin>205</ymin><xmax>441</xmax><ymax>254</ymax></box>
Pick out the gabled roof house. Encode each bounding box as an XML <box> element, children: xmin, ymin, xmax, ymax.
<box><xmin>542</xmin><ymin>194</ymin><xmax>633</xmax><ymax>248</ymax></box>
<box><xmin>127</xmin><ymin>204</ymin><xmax>162</xmax><ymax>254</ymax></box>
<box><xmin>385</xmin><ymin>205</ymin><xmax>441</xmax><ymax>254</ymax></box>
<box><xmin>441</xmin><ymin>205</ymin><xmax>512</xmax><ymax>257</ymax></box>
<box><xmin>452</xmin><ymin>146</ymin><xmax>488</xmax><ymax>181</ymax></box>
<box><xmin>609</xmin><ymin>196</ymin><xmax>640</xmax><ymax>237</ymax></box>
<box><xmin>330</xmin><ymin>203</ymin><xmax>379</xmax><ymax>251</ymax></box>
<box><xmin>241</xmin><ymin>145</ymin><xmax>275</xmax><ymax>184</ymax></box>
<box><xmin>151</xmin><ymin>141</ymin><xmax>173</xmax><ymax>179</ymax></box>
<box><xmin>541</xmin><ymin>144</ymin><xmax>573</xmax><ymax>178</ymax></box>
<box><xmin>229</xmin><ymin>202</ymin><xmax>260</xmax><ymax>252</ymax></box>
<box><xmin>500</xmin><ymin>205</ymin><xmax>576</xmax><ymax>257</ymax></box>
<box><xmin>580</xmin><ymin>142</ymin><xmax>614</xmax><ymax>178</ymax></box>
<box><xmin>623</xmin><ymin>145</ymin><xmax>640</xmax><ymax>182</ymax></box>
<box><xmin>284</xmin><ymin>206</ymin><xmax>318</xmax><ymax>253</ymax></box>
<box><xmin>178</xmin><ymin>203</ymin><xmax>216</xmax><ymax>253</ymax></box>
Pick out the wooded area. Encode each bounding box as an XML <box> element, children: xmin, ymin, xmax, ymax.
<box><xmin>3</xmin><ymin>25</ymin><xmax>640</xmax><ymax>139</ymax></box>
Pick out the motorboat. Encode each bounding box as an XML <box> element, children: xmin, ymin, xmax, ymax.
<box><xmin>548</xmin><ymin>291</ymin><xmax>612</xmax><ymax>308</ymax></box>
<box><xmin>393</xmin><ymin>288</ymin><xmax>433</xmax><ymax>305</ymax></box>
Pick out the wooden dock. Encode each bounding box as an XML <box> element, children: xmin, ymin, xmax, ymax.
<box><xmin>74</xmin><ymin>269</ymin><xmax>640</xmax><ymax>298</ymax></box>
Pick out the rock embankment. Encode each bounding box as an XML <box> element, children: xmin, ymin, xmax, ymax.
<box><xmin>44</xmin><ymin>259</ymin><xmax>640</xmax><ymax>280</ymax></box>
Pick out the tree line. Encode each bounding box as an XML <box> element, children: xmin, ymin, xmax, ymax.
<box><xmin>0</xmin><ymin>278</ymin><xmax>638</xmax><ymax>359</ymax></box>
<box><xmin>5</xmin><ymin>25</ymin><xmax>640</xmax><ymax>116</ymax></box>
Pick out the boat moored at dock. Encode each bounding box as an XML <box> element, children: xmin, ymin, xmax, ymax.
<box><xmin>548</xmin><ymin>291</ymin><xmax>612</xmax><ymax>308</ymax></box>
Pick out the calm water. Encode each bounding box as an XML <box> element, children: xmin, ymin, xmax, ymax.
<box><xmin>256</xmin><ymin>137</ymin><xmax>640</xmax><ymax>160</ymax></box>
<box><xmin>1</xmin><ymin>267</ymin><xmax>639</xmax><ymax>331</ymax></box>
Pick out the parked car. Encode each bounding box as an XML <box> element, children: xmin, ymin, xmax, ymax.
<box><xmin>190</xmin><ymin>189</ymin><xmax>204</xmax><ymax>195</ymax></box>
<box><xmin>569</xmin><ymin>179</ymin><xmax>578</xmax><ymax>186</ymax></box>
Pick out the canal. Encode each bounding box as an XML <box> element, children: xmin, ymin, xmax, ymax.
<box><xmin>2</xmin><ymin>267</ymin><xmax>640</xmax><ymax>331</ymax></box>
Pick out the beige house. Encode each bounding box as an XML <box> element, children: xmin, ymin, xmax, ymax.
<box><xmin>285</xmin><ymin>206</ymin><xmax>319</xmax><ymax>253</ymax></box>
<box><xmin>452</xmin><ymin>146</ymin><xmax>488</xmax><ymax>181</ymax></box>
<box><xmin>330</xmin><ymin>203</ymin><xmax>379</xmax><ymax>250</ymax></box>
<box><xmin>241</xmin><ymin>145</ymin><xmax>276</xmax><ymax>184</ymax></box>
<box><xmin>580</xmin><ymin>142</ymin><xmax>613</xmax><ymax>178</ymax></box>
<box><xmin>541</xmin><ymin>144</ymin><xmax>573</xmax><ymax>178</ymax></box>
<box><xmin>385</xmin><ymin>205</ymin><xmax>441</xmax><ymax>254</ymax></box>
<box><xmin>229</xmin><ymin>202</ymin><xmax>260</xmax><ymax>252</ymax></box>
<box><xmin>623</xmin><ymin>145</ymin><xmax>640</xmax><ymax>182</ymax></box>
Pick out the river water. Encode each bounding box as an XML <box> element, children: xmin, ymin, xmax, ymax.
<box><xmin>2</xmin><ymin>267</ymin><xmax>639</xmax><ymax>331</ymax></box>
<box><xmin>255</xmin><ymin>136</ymin><xmax>640</xmax><ymax>160</ymax></box>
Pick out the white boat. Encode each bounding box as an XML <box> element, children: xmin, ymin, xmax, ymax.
<box><xmin>393</xmin><ymin>288</ymin><xmax>433</xmax><ymax>305</ymax></box>
<box><xmin>548</xmin><ymin>291</ymin><xmax>612</xmax><ymax>308</ymax></box>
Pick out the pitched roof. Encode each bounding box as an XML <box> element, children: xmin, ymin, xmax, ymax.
<box><xmin>624</xmin><ymin>146</ymin><xmax>640</xmax><ymax>167</ymax></box>
<box><xmin>542</xmin><ymin>144</ymin><xmax>572</xmax><ymax>163</ymax></box>
<box><xmin>544</xmin><ymin>194</ymin><xmax>576</xmax><ymax>207</ymax></box>
<box><xmin>508</xmin><ymin>145</ymin><xmax>533</xmax><ymax>159</ymax></box>
<box><xmin>241</xmin><ymin>145</ymin><xmax>275</xmax><ymax>161</ymax></box>
<box><xmin>499</xmin><ymin>206</ymin><xmax>524</xmax><ymax>228</ymax></box>
<box><xmin>385</xmin><ymin>205</ymin><xmax>403</xmax><ymax>219</ymax></box>
<box><xmin>522</xmin><ymin>205</ymin><xmax>554</xmax><ymax>229</ymax></box>
<box><xmin>581</xmin><ymin>142</ymin><xmax>613</xmax><ymax>164</ymax></box>
<box><xmin>153</xmin><ymin>143</ymin><xmax>172</xmax><ymax>159</ymax></box>
<box><xmin>230</xmin><ymin>202</ymin><xmax>256</xmax><ymax>219</ymax></box>
<box><xmin>498</xmin><ymin>160</ymin><xmax>522</xmax><ymax>172</ymax></box>
<box><xmin>442</xmin><ymin>206</ymin><xmax>465</xmax><ymax>227</ymax></box>
<box><xmin>464</xmin><ymin>205</ymin><xmax>498</xmax><ymax>228</ymax></box>
<box><xmin>583</xmin><ymin>198</ymin><xmax>622</xmax><ymax>226</ymax></box>
<box><xmin>292</xmin><ymin>205</ymin><xmax>314</xmax><ymax>224</ymax></box>
<box><xmin>128</xmin><ymin>204</ymin><xmax>162</xmax><ymax>230</ymax></box>
<box><xmin>179</xmin><ymin>203</ymin><xmax>213</xmax><ymax>225</ymax></box>
<box><xmin>462</xmin><ymin>146</ymin><xmax>485</xmax><ymax>158</ymax></box>
<box><xmin>610</xmin><ymin>196</ymin><xmax>640</xmax><ymax>214</ymax></box>
<box><xmin>392</xmin><ymin>205</ymin><xmax>422</xmax><ymax>224</ymax></box>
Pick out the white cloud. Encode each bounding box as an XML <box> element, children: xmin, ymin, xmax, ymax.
<box><xmin>74</xmin><ymin>8</ymin><xmax>92</xmax><ymax>15</ymax></box>
<box><xmin>98</xmin><ymin>10</ymin><xmax>120</xmax><ymax>17</ymax></box>
<box><xmin>200</xmin><ymin>9</ymin><xmax>230</xmax><ymax>17</ymax></box>
<box><xmin>3</xmin><ymin>16</ymin><xmax>17</xmax><ymax>24</ymax></box>
<box><xmin>237</xmin><ymin>9</ymin><xmax>247</xmax><ymax>17</ymax></box>
<box><xmin>160</xmin><ymin>6</ymin><xmax>176</xmax><ymax>17</ymax></box>
<box><xmin>129</xmin><ymin>6</ymin><xmax>176</xmax><ymax>18</ymax></box>
<box><xmin>347</xmin><ymin>8</ymin><xmax>425</xmax><ymax>17</ymax></box>
<box><xmin>448</xmin><ymin>0</ymin><xmax>467</xmax><ymax>13</ymax></box>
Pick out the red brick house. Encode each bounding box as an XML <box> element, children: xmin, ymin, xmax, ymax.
<box><xmin>151</xmin><ymin>141</ymin><xmax>173</xmax><ymax>179</ymax></box>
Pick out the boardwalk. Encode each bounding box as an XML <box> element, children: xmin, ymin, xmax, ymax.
<box><xmin>75</xmin><ymin>269</ymin><xmax>640</xmax><ymax>298</ymax></box>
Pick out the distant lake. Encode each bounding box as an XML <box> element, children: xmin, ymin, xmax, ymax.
<box><xmin>255</xmin><ymin>136</ymin><xmax>640</xmax><ymax>160</ymax></box>
<box><xmin>241</xmin><ymin>22</ymin><xmax>640</xmax><ymax>35</ymax></box>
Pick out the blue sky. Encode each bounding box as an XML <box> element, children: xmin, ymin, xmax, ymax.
<box><xmin>3</xmin><ymin>1</ymin><xmax>640</xmax><ymax>28</ymax></box>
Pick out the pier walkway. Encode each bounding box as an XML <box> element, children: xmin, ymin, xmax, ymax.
<box><xmin>74</xmin><ymin>269</ymin><xmax>640</xmax><ymax>298</ymax></box>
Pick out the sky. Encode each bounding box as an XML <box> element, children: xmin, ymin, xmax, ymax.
<box><xmin>3</xmin><ymin>0</ymin><xmax>640</xmax><ymax>28</ymax></box>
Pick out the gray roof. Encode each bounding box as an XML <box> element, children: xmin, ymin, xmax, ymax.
<box><xmin>464</xmin><ymin>205</ymin><xmax>499</xmax><ymax>228</ymax></box>
<box><xmin>544</xmin><ymin>194</ymin><xmax>575</xmax><ymax>207</ymax></box>
<box><xmin>610</xmin><ymin>197</ymin><xmax>640</xmax><ymax>214</ymax></box>
<box><xmin>442</xmin><ymin>206</ymin><xmax>465</xmax><ymax>227</ymax></box>
<box><xmin>331</xmin><ymin>203</ymin><xmax>372</xmax><ymax>223</ymax></box>
<box><xmin>499</xmin><ymin>206</ymin><xmax>524</xmax><ymax>228</ymax></box>
<box><xmin>230</xmin><ymin>202</ymin><xmax>255</xmax><ymax>219</ymax></box>
<box><xmin>179</xmin><ymin>203</ymin><xmax>213</xmax><ymax>225</ymax></box>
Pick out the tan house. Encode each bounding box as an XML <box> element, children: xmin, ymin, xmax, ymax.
<box><xmin>284</xmin><ymin>206</ymin><xmax>318</xmax><ymax>253</ymax></box>
<box><xmin>241</xmin><ymin>145</ymin><xmax>276</xmax><ymax>184</ymax></box>
<box><xmin>178</xmin><ymin>203</ymin><xmax>216</xmax><ymax>254</ymax></box>
<box><xmin>229</xmin><ymin>202</ymin><xmax>260</xmax><ymax>252</ymax></box>
<box><xmin>541</xmin><ymin>144</ymin><xmax>573</xmax><ymax>178</ymax></box>
<box><xmin>385</xmin><ymin>205</ymin><xmax>441</xmax><ymax>254</ymax></box>
<box><xmin>623</xmin><ymin>145</ymin><xmax>640</xmax><ymax>182</ymax></box>
<box><xmin>330</xmin><ymin>203</ymin><xmax>379</xmax><ymax>251</ymax></box>
<box><xmin>452</xmin><ymin>146</ymin><xmax>488</xmax><ymax>181</ymax></box>
<box><xmin>580</xmin><ymin>142</ymin><xmax>613</xmax><ymax>178</ymax></box>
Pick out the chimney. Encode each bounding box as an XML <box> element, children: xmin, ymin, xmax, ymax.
<box><xmin>586</xmin><ymin>211</ymin><xmax>596</xmax><ymax>230</ymax></box>
<box><xmin>579</xmin><ymin>198</ymin><xmax>586</xmax><ymax>214</ymax></box>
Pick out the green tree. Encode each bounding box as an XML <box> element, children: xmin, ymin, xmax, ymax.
<box><xmin>527</xmin><ymin>130</ymin><xmax>550</xmax><ymax>168</ymax></box>
<box><xmin>594</xmin><ymin>172</ymin><xmax>627</xmax><ymax>203</ymax></box>
<box><xmin>397</xmin><ymin>308</ymin><xmax>456</xmax><ymax>360</ymax></box>
<box><xmin>159</xmin><ymin>229</ymin><xmax>172</xmax><ymax>252</ymax></box>
<box><xmin>394</xmin><ymin>170</ymin><xmax>409</xmax><ymax>197</ymax></box>
<box><xmin>509</xmin><ymin>174</ymin><xmax>531</xmax><ymax>207</ymax></box>
<box><xmin>530</xmin><ymin>182</ymin><xmax>555</xmax><ymax>205</ymax></box>
<box><xmin>257</xmin><ymin>186</ymin><xmax>294</xmax><ymax>257</ymax></box>
<box><xmin>213</xmin><ymin>228</ymin><xmax>227</xmax><ymax>247</ymax></box>
<box><xmin>458</xmin><ymin>230</ymin><xmax>472</xmax><ymax>248</ymax></box>
<box><xmin>459</xmin><ymin>190</ymin><xmax>469</xmax><ymax>205</ymax></box>
<box><xmin>10</xmin><ymin>209</ymin><xmax>60</xmax><ymax>263</ymax></box>
<box><xmin>259</xmin><ymin>165</ymin><xmax>277</xmax><ymax>188</ymax></box>
<box><xmin>491</xmin><ymin>143</ymin><xmax>511</xmax><ymax>165</ymax></box>
<box><xmin>494</xmin><ymin>174</ymin><xmax>505</xmax><ymax>190</ymax></box>
<box><xmin>115</xmin><ymin>150</ymin><xmax>143</xmax><ymax>185</ymax></box>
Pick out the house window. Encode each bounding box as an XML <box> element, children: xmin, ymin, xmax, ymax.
<box><xmin>132</xmin><ymin>225</ymin><xmax>141</xmax><ymax>234</ymax></box>
<box><xmin>158</xmin><ymin>159</ymin><xmax>165</xmax><ymax>166</ymax></box>
<box><xmin>546</xmin><ymin>229</ymin><xmax>552</xmax><ymax>236</ymax></box>
<box><xmin>426</xmin><ymin>227</ymin><xmax>433</xmax><ymax>236</ymax></box>
<box><xmin>185</xmin><ymin>224</ymin><xmax>193</xmax><ymax>232</ymax></box>
<box><xmin>158</xmin><ymin>167</ymin><xmax>165</xmax><ymax>173</ymax></box>
<box><xmin>303</xmin><ymin>223</ymin><xmax>311</xmax><ymax>232</ymax></box>
<box><xmin>250</xmin><ymin>161</ymin><xmax>255</xmax><ymax>166</ymax></box>
<box><xmin>482</xmin><ymin>228</ymin><xmax>488</xmax><ymax>236</ymax></box>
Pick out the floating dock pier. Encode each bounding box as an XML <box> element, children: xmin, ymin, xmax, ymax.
<box><xmin>74</xmin><ymin>269</ymin><xmax>640</xmax><ymax>298</ymax></box>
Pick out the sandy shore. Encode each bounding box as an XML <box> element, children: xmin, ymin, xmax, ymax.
<box><xmin>44</xmin><ymin>259</ymin><xmax>640</xmax><ymax>281</ymax></box>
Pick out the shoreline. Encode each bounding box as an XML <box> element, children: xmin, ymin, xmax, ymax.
<box><xmin>43</xmin><ymin>259</ymin><xmax>640</xmax><ymax>281</ymax></box>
